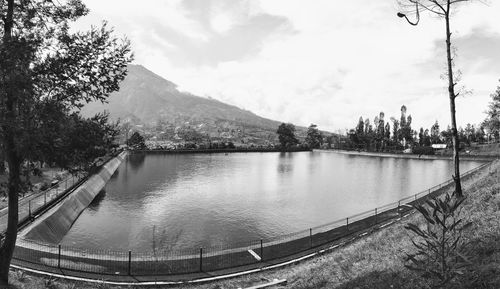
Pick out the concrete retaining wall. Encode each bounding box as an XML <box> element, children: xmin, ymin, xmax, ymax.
<box><xmin>24</xmin><ymin>151</ymin><xmax>127</xmax><ymax>244</ymax></box>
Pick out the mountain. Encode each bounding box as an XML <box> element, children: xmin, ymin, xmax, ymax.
<box><xmin>81</xmin><ymin>65</ymin><xmax>287</xmax><ymax>144</ymax></box>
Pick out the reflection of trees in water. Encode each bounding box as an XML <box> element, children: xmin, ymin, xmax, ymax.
<box><xmin>88</xmin><ymin>189</ymin><xmax>106</xmax><ymax>211</ymax></box>
<box><xmin>278</xmin><ymin>152</ymin><xmax>294</xmax><ymax>174</ymax></box>
<box><xmin>128</xmin><ymin>153</ymin><xmax>146</xmax><ymax>170</ymax></box>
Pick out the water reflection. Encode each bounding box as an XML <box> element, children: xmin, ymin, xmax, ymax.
<box><xmin>61</xmin><ymin>151</ymin><xmax>485</xmax><ymax>251</ymax></box>
<box><xmin>127</xmin><ymin>152</ymin><xmax>146</xmax><ymax>171</ymax></box>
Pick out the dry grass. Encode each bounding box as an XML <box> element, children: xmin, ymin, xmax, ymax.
<box><xmin>6</xmin><ymin>161</ymin><xmax>500</xmax><ymax>289</ymax></box>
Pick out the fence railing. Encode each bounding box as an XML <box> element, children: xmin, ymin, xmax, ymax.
<box><xmin>0</xmin><ymin>173</ymin><xmax>84</xmax><ymax>234</ymax></box>
<box><xmin>12</xmin><ymin>161</ymin><xmax>493</xmax><ymax>277</ymax></box>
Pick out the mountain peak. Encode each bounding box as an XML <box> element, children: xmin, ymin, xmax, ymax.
<box><xmin>81</xmin><ymin>64</ymin><xmax>282</xmax><ymax>143</ymax></box>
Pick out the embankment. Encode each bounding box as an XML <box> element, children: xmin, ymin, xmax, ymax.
<box><xmin>21</xmin><ymin>151</ymin><xmax>127</xmax><ymax>244</ymax></box>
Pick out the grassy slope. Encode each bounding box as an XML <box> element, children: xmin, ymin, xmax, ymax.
<box><xmin>6</xmin><ymin>160</ymin><xmax>500</xmax><ymax>289</ymax></box>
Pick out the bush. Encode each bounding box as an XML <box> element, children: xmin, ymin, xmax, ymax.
<box><xmin>405</xmin><ymin>193</ymin><xmax>471</xmax><ymax>287</ymax></box>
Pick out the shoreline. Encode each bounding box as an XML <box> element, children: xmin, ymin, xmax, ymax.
<box><xmin>319</xmin><ymin>149</ymin><xmax>497</xmax><ymax>161</ymax></box>
<box><xmin>131</xmin><ymin>148</ymin><xmax>311</xmax><ymax>154</ymax></box>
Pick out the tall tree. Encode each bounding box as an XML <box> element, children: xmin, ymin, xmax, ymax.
<box><xmin>277</xmin><ymin>123</ymin><xmax>299</xmax><ymax>149</ymax></box>
<box><xmin>305</xmin><ymin>124</ymin><xmax>323</xmax><ymax>149</ymax></box>
<box><xmin>0</xmin><ymin>0</ymin><xmax>132</xmax><ymax>284</ymax></box>
<box><xmin>384</xmin><ymin>122</ymin><xmax>391</xmax><ymax>143</ymax></box>
<box><xmin>483</xmin><ymin>81</ymin><xmax>500</xmax><ymax>141</ymax></box>
<box><xmin>391</xmin><ymin>117</ymin><xmax>400</xmax><ymax>144</ymax></box>
<box><xmin>431</xmin><ymin>120</ymin><xmax>441</xmax><ymax>144</ymax></box>
<box><xmin>355</xmin><ymin>116</ymin><xmax>365</xmax><ymax>138</ymax></box>
<box><xmin>397</xmin><ymin>0</ymin><xmax>477</xmax><ymax>197</ymax></box>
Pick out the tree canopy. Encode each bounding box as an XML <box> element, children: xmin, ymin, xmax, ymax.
<box><xmin>483</xmin><ymin>81</ymin><xmax>500</xmax><ymax>140</ymax></box>
<box><xmin>127</xmin><ymin>131</ymin><xmax>147</xmax><ymax>150</ymax></box>
<box><xmin>0</xmin><ymin>0</ymin><xmax>132</xmax><ymax>284</ymax></box>
<box><xmin>305</xmin><ymin>124</ymin><xmax>323</xmax><ymax>149</ymax></box>
<box><xmin>277</xmin><ymin>123</ymin><xmax>299</xmax><ymax>149</ymax></box>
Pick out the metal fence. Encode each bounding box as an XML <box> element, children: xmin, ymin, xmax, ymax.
<box><xmin>0</xmin><ymin>173</ymin><xmax>84</xmax><ymax>234</ymax></box>
<box><xmin>12</xmin><ymin>161</ymin><xmax>492</xmax><ymax>277</ymax></box>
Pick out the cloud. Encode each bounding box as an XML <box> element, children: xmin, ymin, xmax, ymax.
<box><xmin>74</xmin><ymin>0</ymin><xmax>500</xmax><ymax>132</ymax></box>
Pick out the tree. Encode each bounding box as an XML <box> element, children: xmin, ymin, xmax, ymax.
<box><xmin>127</xmin><ymin>132</ymin><xmax>147</xmax><ymax>150</ymax></box>
<box><xmin>277</xmin><ymin>123</ymin><xmax>299</xmax><ymax>149</ymax></box>
<box><xmin>0</xmin><ymin>0</ymin><xmax>132</xmax><ymax>284</ymax></box>
<box><xmin>377</xmin><ymin>112</ymin><xmax>386</xmax><ymax>150</ymax></box>
<box><xmin>441</xmin><ymin>126</ymin><xmax>453</xmax><ymax>146</ymax></box>
<box><xmin>305</xmin><ymin>124</ymin><xmax>323</xmax><ymax>149</ymax></box>
<box><xmin>423</xmin><ymin>129</ymin><xmax>431</xmax><ymax>146</ymax></box>
<box><xmin>483</xmin><ymin>81</ymin><xmax>500</xmax><ymax>141</ymax></box>
<box><xmin>431</xmin><ymin>121</ymin><xmax>441</xmax><ymax>144</ymax></box>
<box><xmin>399</xmin><ymin>105</ymin><xmax>413</xmax><ymax>147</ymax></box>
<box><xmin>397</xmin><ymin>0</ymin><xmax>476</xmax><ymax>197</ymax></box>
<box><xmin>384</xmin><ymin>122</ymin><xmax>391</xmax><ymax>143</ymax></box>
<box><xmin>325</xmin><ymin>135</ymin><xmax>334</xmax><ymax>149</ymax></box>
<box><xmin>356</xmin><ymin>116</ymin><xmax>365</xmax><ymax>137</ymax></box>
<box><xmin>35</xmin><ymin>110</ymin><xmax>119</xmax><ymax>172</ymax></box>
<box><xmin>391</xmin><ymin>117</ymin><xmax>400</xmax><ymax>144</ymax></box>
<box><xmin>475</xmin><ymin>126</ymin><xmax>486</xmax><ymax>143</ymax></box>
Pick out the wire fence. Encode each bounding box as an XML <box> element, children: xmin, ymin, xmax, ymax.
<box><xmin>12</xmin><ymin>161</ymin><xmax>493</xmax><ymax>277</ymax></box>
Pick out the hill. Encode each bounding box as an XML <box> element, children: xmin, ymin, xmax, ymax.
<box><xmin>81</xmin><ymin>65</ymin><xmax>288</xmax><ymax>145</ymax></box>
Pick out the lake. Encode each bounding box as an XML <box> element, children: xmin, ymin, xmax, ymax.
<box><xmin>60</xmin><ymin>151</ymin><xmax>484</xmax><ymax>251</ymax></box>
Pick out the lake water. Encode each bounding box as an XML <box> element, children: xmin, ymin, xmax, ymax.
<box><xmin>60</xmin><ymin>151</ymin><xmax>484</xmax><ymax>251</ymax></box>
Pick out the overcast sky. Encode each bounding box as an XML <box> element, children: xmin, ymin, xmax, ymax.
<box><xmin>75</xmin><ymin>0</ymin><xmax>500</xmax><ymax>133</ymax></box>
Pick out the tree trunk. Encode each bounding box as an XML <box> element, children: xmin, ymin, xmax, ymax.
<box><xmin>445</xmin><ymin>5</ymin><xmax>463</xmax><ymax>198</ymax></box>
<box><xmin>0</xmin><ymin>147</ymin><xmax>20</xmax><ymax>286</ymax></box>
<box><xmin>0</xmin><ymin>0</ymin><xmax>19</xmax><ymax>285</ymax></box>
<box><xmin>0</xmin><ymin>148</ymin><xmax>5</xmax><ymax>174</ymax></box>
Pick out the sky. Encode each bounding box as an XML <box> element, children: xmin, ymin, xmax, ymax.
<box><xmin>74</xmin><ymin>0</ymin><xmax>500</xmax><ymax>133</ymax></box>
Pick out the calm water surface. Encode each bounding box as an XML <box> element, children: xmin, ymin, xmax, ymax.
<box><xmin>61</xmin><ymin>151</ymin><xmax>484</xmax><ymax>251</ymax></box>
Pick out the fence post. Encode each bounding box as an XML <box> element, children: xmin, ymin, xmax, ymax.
<box><xmin>309</xmin><ymin>228</ymin><xmax>313</xmax><ymax>248</ymax></box>
<box><xmin>375</xmin><ymin>208</ymin><xmax>378</xmax><ymax>224</ymax></box>
<box><xmin>398</xmin><ymin>201</ymin><xmax>401</xmax><ymax>216</ymax></box>
<box><xmin>199</xmin><ymin>248</ymin><xmax>203</xmax><ymax>272</ymax></box>
<box><xmin>414</xmin><ymin>194</ymin><xmax>417</xmax><ymax>201</ymax></box>
<box><xmin>428</xmin><ymin>188</ymin><xmax>431</xmax><ymax>195</ymax></box>
<box><xmin>58</xmin><ymin>245</ymin><xmax>61</xmax><ymax>269</ymax></box>
<box><xmin>346</xmin><ymin>217</ymin><xmax>349</xmax><ymax>231</ymax></box>
<box><xmin>28</xmin><ymin>200</ymin><xmax>31</xmax><ymax>219</ymax></box>
<box><xmin>128</xmin><ymin>250</ymin><xmax>132</xmax><ymax>275</ymax></box>
<box><xmin>260</xmin><ymin>239</ymin><xmax>263</xmax><ymax>261</ymax></box>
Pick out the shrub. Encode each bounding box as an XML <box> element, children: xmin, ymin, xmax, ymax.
<box><xmin>405</xmin><ymin>193</ymin><xmax>471</xmax><ymax>287</ymax></box>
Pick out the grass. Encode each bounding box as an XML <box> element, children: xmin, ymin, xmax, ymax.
<box><xmin>5</xmin><ymin>160</ymin><xmax>500</xmax><ymax>289</ymax></box>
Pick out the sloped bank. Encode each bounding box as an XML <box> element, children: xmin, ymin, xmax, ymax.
<box><xmin>21</xmin><ymin>151</ymin><xmax>127</xmax><ymax>244</ymax></box>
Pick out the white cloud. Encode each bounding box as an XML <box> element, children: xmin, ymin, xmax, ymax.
<box><xmin>76</xmin><ymin>0</ymin><xmax>500</xmax><ymax>132</ymax></box>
